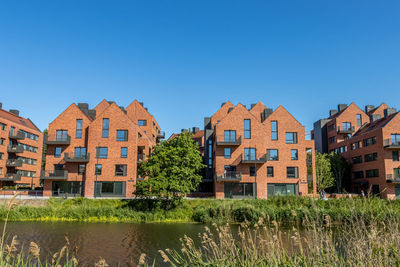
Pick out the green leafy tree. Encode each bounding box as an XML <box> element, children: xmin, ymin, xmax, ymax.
<box><xmin>315</xmin><ymin>152</ymin><xmax>334</xmax><ymax>192</ymax></box>
<box><xmin>135</xmin><ymin>132</ymin><xmax>205</xmax><ymax>208</ymax></box>
<box><xmin>328</xmin><ymin>152</ymin><xmax>350</xmax><ymax>193</ymax></box>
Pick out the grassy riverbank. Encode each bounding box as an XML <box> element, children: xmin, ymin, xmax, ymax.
<box><xmin>0</xmin><ymin>196</ymin><xmax>400</xmax><ymax>224</ymax></box>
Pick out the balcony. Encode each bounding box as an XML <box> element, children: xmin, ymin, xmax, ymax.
<box><xmin>6</xmin><ymin>159</ymin><xmax>23</xmax><ymax>167</ymax></box>
<box><xmin>9</xmin><ymin>131</ymin><xmax>25</xmax><ymax>140</ymax></box>
<box><xmin>157</xmin><ymin>131</ymin><xmax>165</xmax><ymax>139</ymax></box>
<box><xmin>386</xmin><ymin>174</ymin><xmax>400</xmax><ymax>183</ymax></box>
<box><xmin>0</xmin><ymin>173</ymin><xmax>22</xmax><ymax>181</ymax></box>
<box><xmin>41</xmin><ymin>170</ymin><xmax>69</xmax><ymax>180</ymax></box>
<box><xmin>241</xmin><ymin>154</ymin><xmax>267</xmax><ymax>164</ymax></box>
<box><xmin>7</xmin><ymin>145</ymin><xmax>24</xmax><ymax>153</ymax></box>
<box><xmin>337</xmin><ymin>126</ymin><xmax>355</xmax><ymax>134</ymax></box>
<box><xmin>216</xmin><ymin>136</ymin><xmax>242</xmax><ymax>146</ymax></box>
<box><xmin>384</xmin><ymin>139</ymin><xmax>400</xmax><ymax>149</ymax></box>
<box><xmin>137</xmin><ymin>153</ymin><xmax>145</xmax><ymax>162</ymax></box>
<box><xmin>64</xmin><ymin>153</ymin><xmax>90</xmax><ymax>163</ymax></box>
<box><xmin>216</xmin><ymin>172</ymin><xmax>242</xmax><ymax>182</ymax></box>
<box><xmin>44</xmin><ymin>135</ymin><xmax>71</xmax><ymax>145</ymax></box>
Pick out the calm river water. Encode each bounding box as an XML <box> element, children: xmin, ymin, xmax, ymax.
<box><xmin>1</xmin><ymin>222</ymin><xmax>207</xmax><ymax>266</ymax></box>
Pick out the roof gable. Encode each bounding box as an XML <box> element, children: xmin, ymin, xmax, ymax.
<box><xmin>49</xmin><ymin>103</ymin><xmax>92</xmax><ymax>128</ymax></box>
<box><xmin>263</xmin><ymin>105</ymin><xmax>304</xmax><ymax>128</ymax></box>
<box><xmin>249</xmin><ymin>101</ymin><xmax>267</xmax><ymax>122</ymax></box>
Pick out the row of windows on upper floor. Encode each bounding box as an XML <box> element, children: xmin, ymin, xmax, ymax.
<box><xmin>328</xmin><ymin>115</ymin><xmax>363</xmax><ymax>131</ymax></box>
<box><xmin>223</xmin><ymin>165</ymin><xmax>300</xmax><ymax>179</ymax></box>
<box><xmin>53</xmin><ymin>163</ymin><xmax>130</xmax><ymax>177</ymax></box>
<box><xmin>223</xmin><ymin>148</ymin><xmax>299</xmax><ymax>161</ymax></box>
<box><xmin>0</xmin><ymin>153</ymin><xmax>37</xmax><ymax>165</ymax></box>
<box><xmin>223</xmin><ymin>129</ymin><xmax>298</xmax><ymax>143</ymax></box>
<box><xmin>330</xmin><ymin>134</ymin><xmax>400</xmax><ymax>154</ymax></box>
<box><xmin>53</xmin><ymin>146</ymin><xmax>144</xmax><ymax>159</ymax></box>
<box><xmin>352</xmin><ymin>168</ymin><xmax>400</xmax><ymax>179</ymax></box>
<box><xmin>352</xmin><ymin>151</ymin><xmax>399</xmax><ymax>164</ymax></box>
<box><xmin>0</xmin><ymin>123</ymin><xmax>39</xmax><ymax>141</ymax></box>
<box><xmin>1</xmin><ymin>139</ymin><xmax>38</xmax><ymax>153</ymax></box>
<box><xmin>0</xmin><ymin>168</ymin><xmax>36</xmax><ymax>177</ymax></box>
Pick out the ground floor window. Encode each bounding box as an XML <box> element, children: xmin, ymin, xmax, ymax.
<box><xmin>224</xmin><ymin>183</ymin><xmax>255</xmax><ymax>199</ymax></box>
<box><xmin>94</xmin><ymin>181</ymin><xmax>125</xmax><ymax>197</ymax></box>
<box><xmin>395</xmin><ymin>185</ymin><xmax>400</xmax><ymax>199</ymax></box>
<box><xmin>52</xmin><ymin>181</ymin><xmax>82</xmax><ymax>196</ymax></box>
<box><xmin>267</xmin><ymin>183</ymin><xmax>298</xmax><ymax>197</ymax></box>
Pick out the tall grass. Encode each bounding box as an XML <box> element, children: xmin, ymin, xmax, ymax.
<box><xmin>0</xmin><ymin>196</ymin><xmax>400</xmax><ymax>224</ymax></box>
<box><xmin>146</xmin><ymin>213</ymin><xmax>400</xmax><ymax>266</ymax></box>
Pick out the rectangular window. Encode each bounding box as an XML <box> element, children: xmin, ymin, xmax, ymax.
<box><xmin>56</xmin><ymin>130</ymin><xmax>68</xmax><ymax>141</ymax></box>
<box><xmin>356</xmin><ymin>114</ymin><xmax>362</xmax><ymax>126</ymax></box>
<box><xmin>76</xmin><ymin>119</ymin><xmax>83</xmax><ymax>138</ymax></box>
<box><xmin>96</xmin><ymin>147</ymin><xmax>108</xmax><ymax>158</ymax></box>
<box><xmin>208</xmin><ymin>140</ymin><xmax>212</xmax><ymax>168</ymax></box>
<box><xmin>102</xmin><ymin>119</ymin><xmax>109</xmax><ymax>138</ymax></box>
<box><xmin>74</xmin><ymin>147</ymin><xmax>87</xmax><ymax>158</ymax></box>
<box><xmin>0</xmin><ymin>123</ymin><xmax>6</xmax><ymax>131</ymax></box>
<box><xmin>268</xmin><ymin>183</ymin><xmax>298</xmax><ymax>197</ymax></box>
<box><xmin>329</xmin><ymin>136</ymin><xmax>336</xmax><ymax>144</ymax></box>
<box><xmin>363</xmin><ymin>136</ymin><xmax>377</xmax><ymax>147</ymax></box>
<box><xmin>352</xmin><ymin>156</ymin><xmax>363</xmax><ymax>164</ymax></box>
<box><xmin>328</xmin><ymin>124</ymin><xmax>336</xmax><ymax>131</ymax></box>
<box><xmin>351</xmin><ymin>141</ymin><xmax>361</xmax><ymax>150</ymax></box>
<box><xmin>121</xmin><ymin>147</ymin><xmax>128</xmax><ymax>158</ymax></box>
<box><xmin>249</xmin><ymin>166</ymin><xmax>256</xmax><ymax>177</ymax></box>
<box><xmin>224</xmin><ymin>183</ymin><xmax>255</xmax><ymax>199</ymax></box>
<box><xmin>244</xmin><ymin>148</ymin><xmax>256</xmax><ymax>160</ymax></box>
<box><xmin>271</xmin><ymin>121</ymin><xmax>278</xmax><ymax>140</ymax></box>
<box><xmin>267</xmin><ymin>167</ymin><xmax>274</xmax><ymax>177</ymax></box>
<box><xmin>291</xmin><ymin>149</ymin><xmax>298</xmax><ymax>160</ymax></box>
<box><xmin>365</xmin><ymin>152</ymin><xmax>378</xmax><ymax>162</ymax></box>
<box><xmin>286</xmin><ymin>132</ymin><xmax>298</xmax><ymax>144</ymax></box>
<box><xmin>342</xmin><ymin>122</ymin><xmax>352</xmax><ymax>131</ymax></box>
<box><xmin>138</xmin><ymin>120</ymin><xmax>147</xmax><ymax>126</ymax></box>
<box><xmin>224</xmin><ymin>130</ymin><xmax>236</xmax><ymax>142</ymax></box>
<box><xmin>353</xmin><ymin>171</ymin><xmax>364</xmax><ymax>179</ymax></box>
<box><xmin>54</xmin><ymin>147</ymin><xmax>62</xmax><ymax>158</ymax></box>
<box><xmin>393</xmin><ymin>151</ymin><xmax>399</xmax><ymax>162</ymax></box>
<box><xmin>95</xmin><ymin>164</ymin><xmax>102</xmax><ymax>175</ymax></box>
<box><xmin>224</xmin><ymin>148</ymin><xmax>231</xmax><ymax>159</ymax></box>
<box><xmin>366</xmin><ymin>169</ymin><xmax>379</xmax><ymax>178</ymax></box>
<box><xmin>0</xmin><ymin>138</ymin><xmax>4</xmax><ymax>145</ymax></box>
<box><xmin>115</xmin><ymin>165</ymin><xmax>127</xmax><ymax>176</ymax></box>
<box><xmin>0</xmin><ymin>153</ymin><xmax>3</xmax><ymax>160</ymax></box>
<box><xmin>267</xmin><ymin>149</ymin><xmax>279</xmax><ymax>161</ymax></box>
<box><xmin>394</xmin><ymin>168</ymin><xmax>400</xmax><ymax>179</ymax></box>
<box><xmin>244</xmin><ymin>119</ymin><xmax>251</xmax><ymax>139</ymax></box>
<box><xmin>78</xmin><ymin>164</ymin><xmax>86</xmax><ymax>175</ymax></box>
<box><xmin>287</xmin><ymin>167</ymin><xmax>299</xmax><ymax>178</ymax></box>
<box><xmin>391</xmin><ymin>134</ymin><xmax>400</xmax><ymax>145</ymax></box>
<box><xmin>116</xmin><ymin>130</ymin><xmax>128</xmax><ymax>141</ymax></box>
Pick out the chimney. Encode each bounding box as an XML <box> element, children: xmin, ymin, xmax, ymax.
<box><xmin>139</xmin><ymin>102</ymin><xmax>144</xmax><ymax>106</ymax></box>
<box><xmin>251</xmin><ymin>103</ymin><xmax>257</xmax><ymax>109</ymax></box>
<box><xmin>192</xmin><ymin>127</ymin><xmax>199</xmax><ymax>133</ymax></box>
<box><xmin>181</xmin><ymin>129</ymin><xmax>188</xmax><ymax>134</ymax></box>
<box><xmin>329</xmin><ymin>109</ymin><xmax>338</xmax><ymax>117</ymax></box>
<box><xmin>228</xmin><ymin>107</ymin><xmax>234</xmax><ymax>113</ymax></box>
<box><xmin>365</xmin><ymin>105</ymin><xmax>375</xmax><ymax>114</ymax></box>
<box><xmin>370</xmin><ymin>114</ymin><xmax>381</xmax><ymax>123</ymax></box>
<box><xmin>261</xmin><ymin>108</ymin><xmax>273</xmax><ymax>122</ymax></box>
<box><xmin>9</xmin><ymin>109</ymin><xmax>19</xmax><ymax>116</ymax></box>
<box><xmin>77</xmin><ymin>103</ymin><xmax>89</xmax><ymax>112</ymax></box>
<box><xmin>384</xmin><ymin>108</ymin><xmax>397</xmax><ymax>118</ymax></box>
<box><xmin>0</xmin><ymin>102</ymin><xmax>2</xmax><ymax>109</ymax></box>
<box><xmin>204</xmin><ymin>117</ymin><xmax>211</xmax><ymax>129</ymax></box>
<box><xmin>88</xmin><ymin>110</ymin><xmax>96</xmax><ymax>119</ymax></box>
<box><xmin>221</xmin><ymin>102</ymin><xmax>226</xmax><ymax>107</ymax></box>
<box><xmin>337</xmin><ymin>104</ymin><xmax>348</xmax><ymax>112</ymax></box>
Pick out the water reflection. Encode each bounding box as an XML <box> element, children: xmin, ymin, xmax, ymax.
<box><xmin>1</xmin><ymin>222</ymin><xmax>206</xmax><ymax>266</ymax></box>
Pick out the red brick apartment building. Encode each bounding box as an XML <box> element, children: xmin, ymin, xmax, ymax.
<box><xmin>313</xmin><ymin>103</ymin><xmax>400</xmax><ymax>199</ymax></box>
<box><xmin>204</xmin><ymin>101</ymin><xmax>317</xmax><ymax>199</ymax></box>
<box><xmin>0</xmin><ymin>103</ymin><xmax>43</xmax><ymax>188</ymax></box>
<box><xmin>42</xmin><ymin>100</ymin><xmax>163</xmax><ymax>198</ymax></box>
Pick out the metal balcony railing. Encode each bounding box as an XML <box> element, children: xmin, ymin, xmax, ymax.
<box><xmin>386</xmin><ymin>174</ymin><xmax>400</xmax><ymax>183</ymax></box>
<box><xmin>41</xmin><ymin>169</ymin><xmax>68</xmax><ymax>180</ymax></box>
<box><xmin>44</xmin><ymin>135</ymin><xmax>71</xmax><ymax>145</ymax></box>
<box><xmin>216</xmin><ymin>171</ymin><xmax>242</xmax><ymax>182</ymax></box>
<box><xmin>9</xmin><ymin>131</ymin><xmax>25</xmax><ymax>140</ymax></box>
<box><xmin>64</xmin><ymin>153</ymin><xmax>90</xmax><ymax>163</ymax></box>
<box><xmin>6</xmin><ymin>158</ymin><xmax>23</xmax><ymax>167</ymax></box>
<box><xmin>241</xmin><ymin>154</ymin><xmax>267</xmax><ymax>164</ymax></box>
<box><xmin>384</xmin><ymin>139</ymin><xmax>400</xmax><ymax>149</ymax></box>
<box><xmin>216</xmin><ymin>136</ymin><xmax>242</xmax><ymax>146</ymax></box>
<box><xmin>157</xmin><ymin>131</ymin><xmax>165</xmax><ymax>139</ymax></box>
<box><xmin>7</xmin><ymin>145</ymin><xmax>24</xmax><ymax>153</ymax></box>
<box><xmin>337</xmin><ymin>126</ymin><xmax>355</xmax><ymax>134</ymax></box>
<box><xmin>1</xmin><ymin>173</ymin><xmax>22</xmax><ymax>181</ymax></box>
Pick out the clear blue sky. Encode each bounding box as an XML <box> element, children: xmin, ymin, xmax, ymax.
<box><xmin>1</xmin><ymin>1</ymin><xmax>399</xmax><ymax>137</ymax></box>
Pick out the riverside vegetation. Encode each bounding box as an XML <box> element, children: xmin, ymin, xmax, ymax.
<box><xmin>0</xmin><ymin>196</ymin><xmax>399</xmax><ymax>224</ymax></box>
<box><xmin>1</xmin><ymin>196</ymin><xmax>400</xmax><ymax>266</ymax></box>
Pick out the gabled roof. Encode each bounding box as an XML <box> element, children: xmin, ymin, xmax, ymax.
<box><xmin>216</xmin><ymin>103</ymin><xmax>261</xmax><ymax>128</ymax></box>
<box><xmin>353</xmin><ymin>112</ymin><xmax>398</xmax><ymax>137</ymax></box>
<box><xmin>368</xmin><ymin>103</ymin><xmax>389</xmax><ymax>116</ymax></box>
<box><xmin>264</xmin><ymin>105</ymin><xmax>304</xmax><ymax>128</ymax></box>
<box><xmin>0</xmin><ymin>108</ymin><xmax>41</xmax><ymax>132</ymax></box>
<box><xmin>329</xmin><ymin>103</ymin><xmax>365</xmax><ymax>120</ymax></box>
